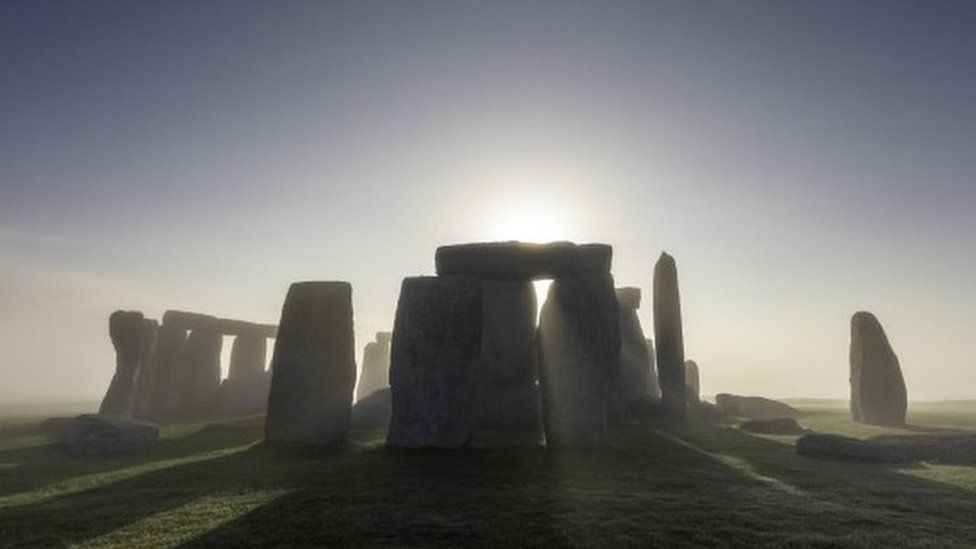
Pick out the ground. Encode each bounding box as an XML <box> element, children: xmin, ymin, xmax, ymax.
<box><xmin>1</xmin><ymin>401</ymin><xmax>974</xmax><ymax>548</ymax></box>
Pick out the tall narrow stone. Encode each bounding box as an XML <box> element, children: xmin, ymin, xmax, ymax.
<box><xmin>654</xmin><ymin>252</ymin><xmax>686</xmax><ymax>414</ymax></box>
<box><xmin>99</xmin><ymin>311</ymin><xmax>146</xmax><ymax>417</ymax></box>
<box><xmin>850</xmin><ymin>312</ymin><xmax>907</xmax><ymax>425</ymax></box>
<box><xmin>265</xmin><ymin>282</ymin><xmax>356</xmax><ymax>448</ymax></box>
<box><xmin>180</xmin><ymin>328</ymin><xmax>223</xmax><ymax>414</ymax></box>
<box><xmin>537</xmin><ymin>273</ymin><xmax>620</xmax><ymax>447</ymax></box>
<box><xmin>616</xmin><ymin>288</ymin><xmax>656</xmax><ymax>412</ymax></box>
<box><xmin>645</xmin><ymin>339</ymin><xmax>662</xmax><ymax>401</ymax></box>
<box><xmin>132</xmin><ymin>319</ymin><xmax>159</xmax><ymax>420</ymax></box>
<box><xmin>221</xmin><ymin>334</ymin><xmax>270</xmax><ymax>414</ymax></box>
<box><xmin>387</xmin><ymin>276</ymin><xmax>483</xmax><ymax>448</ymax></box>
<box><xmin>684</xmin><ymin>360</ymin><xmax>701</xmax><ymax>406</ymax></box>
<box><xmin>480</xmin><ymin>280</ymin><xmax>539</xmax><ymax>426</ymax></box>
<box><xmin>356</xmin><ymin>332</ymin><xmax>391</xmax><ymax>401</ymax></box>
<box><xmin>149</xmin><ymin>320</ymin><xmax>188</xmax><ymax>419</ymax></box>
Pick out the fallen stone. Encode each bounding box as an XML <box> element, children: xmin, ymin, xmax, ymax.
<box><xmin>715</xmin><ymin>394</ymin><xmax>800</xmax><ymax>420</ymax></box>
<box><xmin>265</xmin><ymin>282</ymin><xmax>356</xmax><ymax>448</ymax></box>
<box><xmin>99</xmin><ymin>310</ymin><xmax>146</xmax><ymax>417</ymax></box>
<box><xmin>684</xmin><ymin>360</ymin><xmax>701</xmax><ymax>406</ymax></box>
<box><xmin>740</xmin><ymin>417</ymin><xmax>805</xmax><ymax>435</ymax></box>
<box><xmin>63</xmin><ymin>414</ymin><xmax>159</xmax><ymax>457</ymax></box>
<box><xmin>654</xmin><ymin>252</ymin><xmax>686</xmax><ymax>414</ymax></box>
<box><xmin>387</xmin><ymin>276</ymin><xmax>483</xmax><ymax>448</ymax></box>
<box><xmin>850</xmin><ymin>312</ymin><xmax>907</xmax><ymax>426</ymax></box>
<box><xmin>537</xmin><ymin>273</ymin><xmax>620</xmax><ymax>447</ymax></box>
<box><xmin>39</xmin><ymin>416</ymin><xmax>75</xmax><ymax>435</ymax></box>
<box><xmin>351</xmin><ymin>387</ymin><xmax>392</xmax><ymax>428</ymax></box>
<box><xmin>435</xmin><ymin>241</ymin><xmax>612</xmax><ymax>280</ymax></box>
<box><xmin>796</xmin><ymin>433</ymin><xmax>914</xmax><ymax>463</ymax></box>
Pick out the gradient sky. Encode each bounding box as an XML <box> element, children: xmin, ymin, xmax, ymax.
<box><xmin>2</xmin><ymin>1</ymin><xmax>975</xmax><ymax>404</ymax></box>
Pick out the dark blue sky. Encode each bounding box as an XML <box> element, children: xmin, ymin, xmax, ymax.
<box><xmin>1</xmin><ymin>1</ymin><xmax>975</xmax><ymax>402</ymax></box>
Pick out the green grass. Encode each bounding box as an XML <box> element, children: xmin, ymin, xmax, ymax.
<box><xmin>1</xmin><ymin>403</ymin><xmax>975</xmax><ymax>548</ymax></box>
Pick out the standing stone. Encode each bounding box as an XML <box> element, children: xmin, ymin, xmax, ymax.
<box><xmin>180</xmin><ymin>328</ymin><xmax>223</xmax><ymax>414</ymax></box>
<box><xmin>99</xmin><ymin>311</ymin><xmax>146</xmax><ymax>417</ymax></box>
<box><xmin>616</xmin><ymin>288</ymin><xmax>656</xmax><ymax>412</ymax></box>
<box><xmin>150</xmin><ymin>319</ymin><xmax>189</xmax><ymax>419</ymax></box>
<box><xmin>356</xmin><ymin>333</ymin><xmax>391</xmax><ymax>401</ymax></box>
<box><xmin>850</xmin><ymin>312</ymin><xmax>907</xmax><ymax>425</ymax></box>
<box><xmin>387</xmin><ymin>276</ymin><xmax>483</xmax><ymax>448</ymax></box>
<box><xmin>537</xmin><ymin>273</ymin><xmax>620</xmax><ymax>447</ymax></box>
<box><xmin>221</xmin><ymin>334</ymin><xmax>270</xmax><ymax>414</ymax></box>
<box><xmin>132</xmin><ymin>319</ymin><xmax>159</xmax><ymax>420</ymax></box>
<box><xmin>654</xmin><ymin>252</ymin><xmax>686</xmax><ymax>415</ymax></box>
<box><xmin>265</xmin><ymin>282</ymin><xmax>356</xmax><ymax>448</ymax></box>
<box><xmin>684</xmin><ymin>360</ymin><xmax>701</xmax><ymax>406</ymax></box>
<box><xmin>480</xmin><ymin>280</ymin><xmax>539</xmax><ymax>426</ymax></box>
<box><xmin>645</xmin><ymin>339</ymin><xmax>662</xmax><ymax>401</ymax></box>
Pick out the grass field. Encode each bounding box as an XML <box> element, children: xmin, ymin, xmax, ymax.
<box><xmin>1</xmin><ymin>401</ymin><xmax>975</xmax><ymax>548</ymax></box>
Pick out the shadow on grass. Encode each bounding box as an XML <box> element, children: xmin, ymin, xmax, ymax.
<box><xmin>1</xmin><ymin>418</ymin><xmax>975</xmax><ymax>547</ymax></box>
<box><xmin>0</xmin><ymin>418</ymin><xmax>265</xmax><ymax>498</ymax></box>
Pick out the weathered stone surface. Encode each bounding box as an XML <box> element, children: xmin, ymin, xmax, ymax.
<box><xmin>63</xmin><ymin>414</ymin><xmax>159</xmax><ymax>457</ymax></box>
<box><xmin>375</xmin><ymin>331</ymin><xmax>392</xmax><ymax>346</ymax></box>
<box><xmin>796</xmin><ymin>433</ymin><xmax>914</xmax><ymax>463</ymax></box>
<box><xmin>228</xmin><ymin>335</ymin><xmax>267</xmax><ymax>383</ymax></box>
<box><xmin>150</xmin><ymin>321</ymin><xmax>188</xmax><ymax>419</ymax></box>
<box><xmin>265</xmin><ymin>282</ymin><xmax>356</xmax><ymax>448</ymax></box>
<box><xmin>179</xmin><ymin>328</ymin><xmax>223</xmax><ymax>414</ymax></box>
<box><xmin>132</xmin><ymin>319</ymin><xmax>159</xmax><ymax>420</ymax></box>
<box><xmin>435</xmin><ymin>241</ymin><xmax>612</xmax><ymax>280</ymax></box>
<box><xmin>387</xmin><ymin>276</ymin><xmax>483</xmax><ymax>448</ymax></box>
<box><xmin>480</xmin><ymin>280</ymin><xmax>538</xmax><ymax>426</ymax></box>
<box><xmin>654</xmin><ymin>252</ymin><xmax>686</xmax><ymax>414</ymax></box>
<box><xmin>715</xmin><ymin>394</ymin><xmax>800</xmax><ymax>419</ymax></box>
<box><xmin>351</xmin><ymin>387</ymin><xmax>391</xmax><ymax>428</ymax></box>
<box><xmin>740</xmin><ymin>417</ymin><xmax>805</xmax><ymax>435</ymax></box>
<box><xmin>537</xmin><ymin>273</ymin><xmax>620</xmax><ymax>447</ymax></box>
<box><xmin>356</xmin><ymin>339</ymin><xmax>390</xmax><ymax>401</ymax></box>
<box><xmin>616</xmin><ymin>288</ymin><xmax>655</xmax><ymax>412</ymax></box>
<box><xmin>645</xmin><ymin>339</ymin><xmax>662</xmax><ymax>401</ymax></box>
<box><xmin>684</xmin><ymin>360</ymin><xmax>701</xmax><ymax>406</ymax></box>
<box><xmin>162</xmin><ymin>310</ymin><xmax>277</xmax><ymax>338</ymax></box>
<box><xmin>99</xmin><ymin>311</ymin><xmax>145</xmax><ymax>417</ymax></box>
<box><xmin>850</xmin><ymin>312</ymin><xmax>907</xmax><ymax>426</ymax></box>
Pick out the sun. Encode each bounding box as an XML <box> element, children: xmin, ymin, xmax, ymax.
<box><xmin>486</xmin><ymin>205</ymin><xmax>572</xmax><ymax>243</ymax></box>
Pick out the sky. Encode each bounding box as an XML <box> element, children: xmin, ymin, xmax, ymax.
<box><xmin>1</xmin><ymin>0</ymin><xmax>975</xmax><ymax>404</ymax></box>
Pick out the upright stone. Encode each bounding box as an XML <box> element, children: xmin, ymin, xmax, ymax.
<box><xmin>265</xmin><ymin>282</ymin><xmax>356</xmax><ymax>448</ymax></box>
<box><xmin>537</xmin><ymin>273</ymin><xmax>620</xmax><ymax>447</ymax></box>
<box><xmin>684</xmin><ymin>360</ymin><xmax>701</xmax><ymax>406</ymax></box>
<box><xmin>150</xmin><ymin>317</ymin><xmax>189</xmax><ymax>419</ymax></box>
<box><xmin>850</xmin><ymin>312</ymin><xmax>907</xmax><ymax>425</ymax></box>
<box><xmin>180</xmin><ymin>328</ymin><xmax>223</xmax><ymax>414</ymax></box>
<box><xmin>645</xmin><ymin>339</ymin><xmax>662</xmax><ymax>401</ymax></box>
<box><xmin>480</xmin><ymin>280</ymin><xmax>539</xmax><ymax>426</ymax></box>
<box><xmin>387</xmin><ymin>276</ymin><xmax>483</xmax><ymax>448</ymax></box>
<box><xmin>616</xmin><ymin>288</ymin><xmax>655</xmax><ymax>412</ymax></box>
<box><xmin>99</xmin><ymin>311</ymin><xmax>146</xmax><ymax>417</ymax></box>
<box><xmin>222</xmin><ymin>334</ymin><xmax>270</xmax><ymax>414</ymax></box>
<box><xmin>654</xmin><ymin>252</ymin><xmax>687</xmax><ymax>414</ymax></box>
<box><xmin>356</xmin><ymin>334</ymin><xmax>391</xmax><ymax>401</ymax></box>
<box><xmin>132</xmin><ymin>319</ymin><xmax>159</xmax><ymax>420</ymax></box>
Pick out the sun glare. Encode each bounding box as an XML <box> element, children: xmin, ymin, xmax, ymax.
<box><xmin>487</xmin><ymin>204</ymin><xmax>573</xmax><ymax>243</ymax></box>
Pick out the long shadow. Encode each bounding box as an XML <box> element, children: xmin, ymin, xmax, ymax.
<box><xmin>660</xmin><ymin>419</ymin><xmax>976</xmax><ymax>545</ymax></box>
<box><xmin>0</xmin><ymin>419</ymin><xmax>264</xmax><ymax>498</ymax></box>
